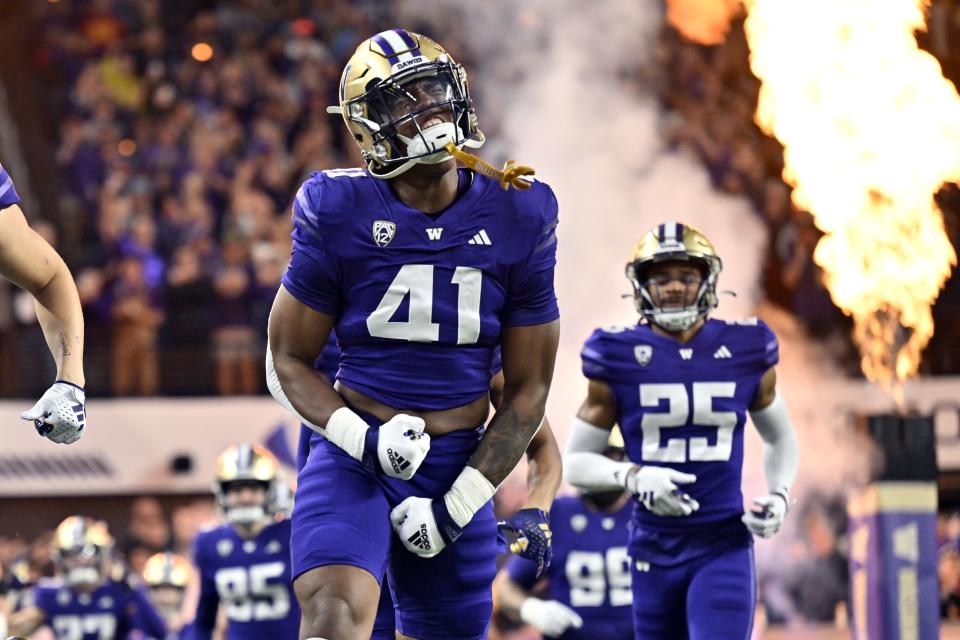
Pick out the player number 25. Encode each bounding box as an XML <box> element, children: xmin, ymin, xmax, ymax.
<box><xmin>639</xmin><ymin>382</ymin><xmax>737</xmax><ymax>463</ymax></box>
<box><xmin>367</xmin><ymin>264</ymin><xmax>482</xmax><ymax>344</ymax></box>
<box><xmin>215</xmin><ymin>562</ymin><xmax>290</xmax><ymax>622</ymax></box>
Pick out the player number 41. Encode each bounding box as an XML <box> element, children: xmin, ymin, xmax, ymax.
<box><xmin>366</xmin><ymin>264</ymin><xmax>482</xmax><ymax>344</ymax></box>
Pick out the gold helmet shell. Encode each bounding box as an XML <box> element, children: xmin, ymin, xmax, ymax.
<box><xmin>213</xmin><ymin>443</ymin><xmax>280</xmax><ymax>525</ymax></box>
<box><xmin>142</xmin><ymin>552</ymin><xmax>191</xmax><ymax>589</ymax></box>
<box><xmin>53</xmin><ymin>516</ymin><xmax>113</xmax><ymax>554</ymax></box>
<box><xmin>625</xmin><ymin>221</ymin><xmax>723</xmax><ymax>331</ymax></box>
<box><xmin>52</xmin><ymin>516</ymin><xmax>113</xmax><ymax>586</ymax></box>
<box><xmin>327</xmin><ymin>29</ymin><xmax>484</xmax><ymax>179</ymax></box>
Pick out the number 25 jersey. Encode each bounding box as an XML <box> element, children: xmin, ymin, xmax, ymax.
<box><xmin>581</xmin><ymin>318</ymin><xmax>779</xmax><ymax>536</ymax></box>
<box><xmin>281</xmin><ymin>168</ymin><xmax>559</xmax><ymax>410</ymax></box>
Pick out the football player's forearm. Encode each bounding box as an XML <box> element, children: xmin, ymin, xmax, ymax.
<box><xmin>272</xmin><ymin>351</ymin><xmax>345</xmax><ymax>427</ymax></box>
<box><xmin>751</xmin><ymin>393</ymin><xmax>799</xmax><ymax>493</ymax></box>
<box><xmin>524</xmin><ymin>420</ymin><xmax>562</xmax><ymax>511</ymax></box>
<box><xmin>34</xmin><ymin>270</ymin><xmax>85</xmax><ymax>385</ymax></box>
<box><xmin>493</xmin><ymin>572</ymin><xmax>530</xmax><ymax>622</ymax></box>
<box><xmin>469</xmin><ymin>390</ymin><xmax>547</xmax><ymax>487</ymax></box>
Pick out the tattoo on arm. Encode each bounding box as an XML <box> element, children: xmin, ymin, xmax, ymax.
<box><xmin>468</xmin><ymin>406</ymin><xmax>542</xmax><ymax>487</ymax></box>
<box><xmin>58</xmin><ymin>332</ymin><xmax>72</xmax><ymax>358</ymax></box>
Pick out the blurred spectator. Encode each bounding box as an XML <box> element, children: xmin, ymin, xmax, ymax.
<box><xmin>120</xmin><ymin>497</ymin><xmax>171</xmax><ymax>575</ymax></box>
<box><xmin>111</xmin><ymin>256</ymin><xmax>163</xmax><ymax>395</ymax></box>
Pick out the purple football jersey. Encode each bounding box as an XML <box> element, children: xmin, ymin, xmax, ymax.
<box><xmin>28</xmin><ymin>578</ymin><xmax>166</xmax><ymax>639</ymax></box>
<box><xmin>581</xmin><ymin>318</ymin><xmax>779</xmax><ymax>563</ymax></box>
<box><xmin>507</xmin><ymin>496</ymin><xmax>633</xmax><ymax>639</ymax></box>
<box><xmin>0</xmin><ymin>164</ymin><xmax>21</xmax><ymax>209</ymax></box>
<box><xmin>192</xmin><ymin>519</ymin><xmax>299</xmax><ymax>640</ymax></box>
<box><xmin>281</xmin><ymin>168</ymin><xmax>559</xmax><ymax>410</ymax></box>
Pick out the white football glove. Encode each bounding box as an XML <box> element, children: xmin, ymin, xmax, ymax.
<box><xmin>369</xmin><ymin>414</ymin><xmax>431</xmax><ymax>480</ymax></box>
<box><xmin>324</xmin><ymin>408</ymin><xmax>431</xmax><ymax>481</ymax></box>
<box><xmin>619</xmin><ymin>465</ymin><xmax>699</xmax><ymax>517</ymax></box>
<box><xmin>390</xmin><ymin>496</ymin><xmax>447</xmax><ymax>558</ymax></box>
<box><xmin>742</xmin><ymin>492</ymin><xmax>789</xmax><ymax>538</ymax></box>
<box><xmin>21</xmin><ymin>381</ymin><xmax>86</xmax><ymax>445</ymax></box>
<box><xmin>519</xmin><ymin>598</ymin><xmax>583</xmax><ymax>637</ymax></box>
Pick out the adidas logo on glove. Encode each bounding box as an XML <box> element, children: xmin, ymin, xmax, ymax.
<box><xmin>407</xmin><ymin>524</ymin><xmax>431</xmax><ymax>551</ymax></box>
<box><xmin>386</xmin><ymin>448</ymin><xmax>411</xmax><ymax>474</ymax></box>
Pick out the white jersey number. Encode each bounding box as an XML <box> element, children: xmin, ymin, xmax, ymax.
<box><xmin>215</xmin><ymin>562</ymin><xmax>290</xmax><ymax>622</ymax></box>
<box><xmin>566</xmin><ymin>547</ymin><xmax>632</xmax><ymax>608</ymax></box>
<box><xmin>366</xmin><ymin>264</ymin><xmax>482</xmax><ymax>344</ymax></box>
<box><xmin>639</xmin><ymin>382</ymin><xmax>737</xmax><ymax>463</ymax></box>
<box><xmin>51</xmin><ymin>614</ymin><xmax>117</xmax><ymax>640</ymax></box>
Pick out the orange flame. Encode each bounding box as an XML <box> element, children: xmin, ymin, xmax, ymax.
<box><xmin>740</xmin><ymin>0</ymin><xmax>958</xmax><ymax>395</ymax></box>
<box><xmin>666</xmin><ymin>0</ymin><xmax>741</xmax><ymax>45</ymax></box>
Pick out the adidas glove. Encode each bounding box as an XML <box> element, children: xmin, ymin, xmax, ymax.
<box><xmin>498</xmin><ymin>508</ymin><xmax>552</xmax><ymax>578</ymax></box>
<box><xmin>391</xmin><ymin>467</ymin><xmax>496</xmax><ymax>558</ymax></box>
<box><xmin>742</xmin><ymin>491</ymin><xmax>790</xmax><ymax>538</ymax></box>
<box><xmin>620</xmin><ymin>465</ymin><xmax>699</xmax><ymax>517</ymax></box>
<box><xmin>325</xmin><ymin>408</ymin><xmax>430</xmax><ymax>481</ymax></box>
<box><xmin>21</xmin><ymin>381</ymin><xmax>86</xmax><ymax>445</ymax></box>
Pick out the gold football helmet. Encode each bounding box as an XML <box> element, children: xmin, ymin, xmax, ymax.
<box><xmin>142</xmin><ymin>552</ymin><xmax>191</xmax><ymax>589</ymax></box>
<box><xmin>213</xmin><ymin>443</ymin><xmax>280</xmax><ymax>525</ymax></box>
<box><xmin>52</xmin><ymin>516</ymin><xmax>113</xmax><ymax>587</ymax></box>
<box><xmin>625</xmin><ymin>221</ymin><xmax>723</xmax><ymax>331</ymax></box>
<box><xmin>327</xmin><ymin>28</ymin><xmax>485</xmax><ymax>179</ymax></box>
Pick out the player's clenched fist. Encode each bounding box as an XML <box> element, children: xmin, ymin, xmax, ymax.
<box><xmin>619</xmin><ymin>465</ymin><xmax>699</xmax><ymax>517</ymax></box>
<box><xmin>323</xmin><ymin>408</ymin><xmax>431</xmax><ymax>481</ymax></box>
<box><xmin>367</xmin><ymin>414</ymin><xmax>431</xmax><ymax>480</ymax></box>
<box><xmin>21</xmin><ymin>381</ymin><xmax>86</xmax><ymax>445</ymax></box>
<box><xmin>390</xmin><ymin>496</ymin><xmax>448</xmax><ymax>558</ymax></box>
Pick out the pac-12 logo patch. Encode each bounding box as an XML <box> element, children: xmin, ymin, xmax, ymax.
<box><xmin>372</xmin><ymin>220</ymin><xmax>397</xmax><ymax>247</ymax></box>
<box><xmin>634</xmin><ymin>345</ymin><xmax>652</xmax><ymax>366</ymax></box>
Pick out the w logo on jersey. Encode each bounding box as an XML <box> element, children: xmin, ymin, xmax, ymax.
<box><xmin>426</xmin><ymin>227</ymin><xmax>443</xmax><ymax>240</ymax></box>
<box><xmin>372</xmin><ymin>220</ymin><xmax>397</xmax><ymax>247</ymax></box>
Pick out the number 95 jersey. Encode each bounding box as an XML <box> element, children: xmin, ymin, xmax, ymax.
<box><xmin>281</xmin><ymin>168</ymin><xmax>559</xmax><ymax>410</ymax></box>
<box><xmin>581</xmin><ymin>319</ymin><xmax>778</xmax><ymax>536</ymax></box>
<box><xmin>192</xmin><ymin>519</ymin><xmax>299</xmax><ymax>640</ymax></box>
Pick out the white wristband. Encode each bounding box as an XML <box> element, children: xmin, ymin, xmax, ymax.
<box><xmin>324</xmin><ymin>407</ymin><xmax>369</xmax><ymax>462</ymax></box>
<box><xmin>444</xmin><ymin>466</ymin><xmax>497</xmax><ymax>528</ymax></box>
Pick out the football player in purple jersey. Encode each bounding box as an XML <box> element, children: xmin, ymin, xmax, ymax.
<box><xmin>141</xmin><ymin>552</ymin><xmax>193</xmax><ymax>640</ymax></box>
<box><xmin>564</xmin><ymin>222</ymin><xmax>799</xmax><ymax>640</ymax></box>
<box><xmin>496</xmin><ymin>431</ymin><xmax>633</xmax><ymax>640</ymax></box>
<box><xmin>266</xmin><ymin>28</ymin><xmax>560</xmax><ymax>640</ymax></box>
<box><xmin>8</xmin><ymin>517</ymin><xmax>166</xmax><ymax>639</ymax></box>
<box><xmin>0</xmin><ymin>164</ymin><xmax>86</xmax><ymax>445</ymax></box>
<box><xmin>191</xmin><ymin>445</ymin><xmax>299</xmax><ymax>640</ymax></box>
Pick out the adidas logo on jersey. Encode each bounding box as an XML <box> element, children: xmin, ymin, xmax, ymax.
<box><xmin>679</xmin><ymin>348</ymin><xmax>693</xmax><ymax>360</ymax></box>
<box><xmin>467</xmin><ymin>229</ymin><xmax>493</xmax><ymax>245</ymax></box>
<box><xmin>407</xmin><ymin>524</ymin><xmax>432</xmax><ymax>551</ymax></box>
<box><xmin>386</xmin><ymin>448</ymin><xmax>411</xmax><ymax>474</ymax></box>
<box><xmin>713</xmin><ymin>345</ymin><xmax>733</xmax><ymax>359</ymax></box>
<box><xmin>426</xmin><ymin>227</ymin><xmax>443</xmax><ymax>240</ymax></box>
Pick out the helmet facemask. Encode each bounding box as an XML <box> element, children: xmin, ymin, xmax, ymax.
<box><xmin>340</xmin><ymin>59</ymin><xmax>483</xmax><ymax>178</ymax></box>
<box><xmin>218</xmin><ymin>479</ymin><xmax>274</xmax><ymax>527</ymax></box>
<box><xmin>626</xmin><ymin>256</ymin><xmax>720</xmax><ymax>332</ymax></box>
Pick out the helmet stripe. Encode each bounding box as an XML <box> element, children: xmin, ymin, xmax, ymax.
<box><xmin>676</xmin><ymin>223</ymin><xmax>685</xmax><ymax>242</ymax></box>
<box><xmin>372</xmin><ymin>32</ymin><xmax>397</xmax><ymax>59</ymax></box>
<box><xmin>395</xmin><ymin>29</ymin><xmax>417</xmax><ymax>49</ymax></box>
<box><xmin>657</xmin><ymin>223</ymin><xmax>666</xmax><ymax>244</ymax></box>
